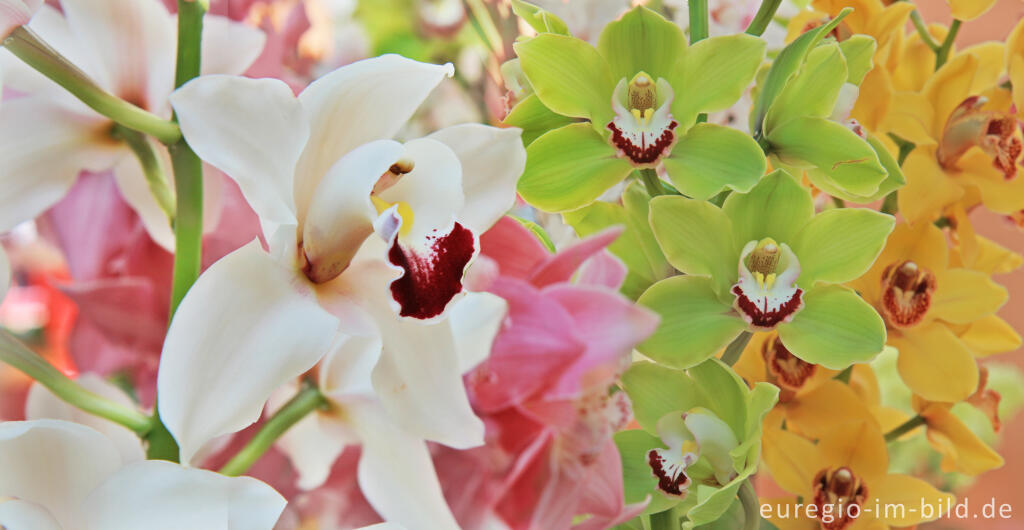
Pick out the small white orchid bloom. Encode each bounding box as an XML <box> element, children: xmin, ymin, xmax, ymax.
<box><xmin>0</xmin><ymin>0</ymin><xmax>266</xmax><ymax>247</ymax></box>
<box><xmin>0</xmin><ymin>419</ymin><xmax>286</xmax><ymax>530</ymax></box>
<box><xmin>156</xmin><ymin>54</ymin><xmax>524</xmax><ymax>516</ymax></box>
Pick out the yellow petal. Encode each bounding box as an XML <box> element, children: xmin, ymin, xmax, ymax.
<box><xmin>897</xmin><ymin>147</ymin><xmax>964</xmax><ymax>224</ymax></box>
<box><xmin>1010</xmin><ymin>19</ymin><xmax>1024</xmax><ymax>118</ymax></box>
<box><xmin>847</xmin><ymin>221</ymin><xmax>948</xmax><ymax>306</ymax></box>
<box><xmin>818</xmin><ymin>419</ymin><xmax>889</xmax><ymax>483</ymax></box>
<box><xmin>892</xmin><ymin>322</ymin><xmax>979</xmax><ymax>402</ymax></box>
<box><xmin>733</xmin><ymin>331</ymin><xmax>770</xmax><ymax>384</ymax></box>
<box><xmin>930</xmin><ymin>268</ymin><xmax>1008</xmax><ymax>324</ymax></box>
<box><xmin>963</xmin><ymin>42</ymin><xmax>1007</xmax><ymax>94</ymax></box>
<box><xmin>893</xmin><ymin>25</ymin><xmax>948</xmax><ymax>91</ymax></box>
<box><xmin>882</xmin><ymin>92</ymin><xmax>936</xmax><ymax>146</ymax></box>
<box><xmin>848</xmin><ymin>363</ymin><xmax>881</xmax><ymax>406</ymax></box>
<box><xmin>871</xmin><ymin>473</ymin><xmax>955</xmax><ymax>525</ymax></box>
<box><xmin>872</xmin><ymin>2</ymin><xmax>915</xmax><ymax>50</ymax></box>
<box><xmin>785</xmin><ymin>10</ymin><xmax>827</xmax><ymax>43</ymax></box>
<box><xmin>784</xmin><ymin>380</ymin><xmax>877</xmax><ymax>439</ymax></box>
<box><xmin>948</xmin><ymin>0</ymin><xmax>997</xmax><ymax>21</ymax></box>
<box><xmin>921</xmin><ymin>403</ymin><xmax>1004</xmax><ymax>475</ymax></box>
<box><xmin>947</xmin><ymin>203</ymin><xmax>980</xmax><ymax>269</ymax></box>
<box><xmin>763</xmin><ymin>428</ymin><xmax>823</xmax><ymax>497</ymax></box>
<box><xmin>875</xmin><ymin>406</ymin><xmax>912</xmax><ymax>436</ymax></box>
<box><xmin>957</xmin><ymin>314</ymin><xmax>1023</xmax><ymax>356</ymax></box>
<box><xmin>924</xmin><ymin>53</ymin><xmax>979</xmax><ymax>140</ymax></box>
<box><xmin>968</xmin><ymin>234</ymin><xmax>1024</xmax><ymax>275</ymax></box>
<box><xmin>851</xmin><ymin>67</ymin><xmax>892</xmax><ymax>132</ymax></box>
<box><xmin>956</xmin><ymin>148</ymin><xmax>1024</xmax><ymax>214</ymax></box>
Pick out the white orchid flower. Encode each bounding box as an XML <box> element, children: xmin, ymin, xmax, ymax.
<box><xmin>0</xmin><ymin>0</ymin><xmax>266</xmax><ymax>247</ymax></box>
<box><xmin>0</xmin><ymin>419</ymin><xmax>286</xmax><ymax>529</ymax></box>
<box><xmin>155</xmin><ymin>53</ymin><xmax>524</xmax><ymax>517</ymax></box>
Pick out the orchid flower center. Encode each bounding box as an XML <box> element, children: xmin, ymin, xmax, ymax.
<box><xmin>647</xmin><ymin>442</ymin><xmax>697</xmax><ymax>498</ymax></box>
<box><xmin>812</xmin><ymin>467</ymin><xmax>869</xmax><ymax>530</ymax></box>
<box><xmin>938</xmin><ymin>96</ymin><xmax>1024</xmax><ymax>180</ymax></box>
<box><xmin>879</xmin><ymin>260</ymin><xmax>935</xmax><ymax>329</ymax></box>
<box><xmin>731</xmin><ymin>238</ymin><xmax>804</xmax><ymax>330</ymax></box>
<box><xmin>761</xmin><ymin>334</ymin><xmax>817</xmax><ymax>397</ymax></box>
<box><xmin>607</xmin><ymin>72</ymin><xmax>679</xmax><ymax>167</ymax></box>
<box><xmin>371</xmin><ymin>159</ymin><xmax>416</xmax><ymax>238</ymax></box>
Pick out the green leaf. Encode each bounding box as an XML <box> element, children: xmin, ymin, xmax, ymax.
<box><xmin>839</xmin><ymin>35</ymin><xmax>877</xmax><ymax>85</ymax></box>
<box><xmin>750</xmin><ymin>8</ymin><xmax>851</xmax><ymax>136</ymax></box>
<box><xmin>764</xmin><ymin>42</ymin><xmax>848</xmax><ymax>132</ymax></box>
<box><xmin>597</xmin><ymin>6</ymin><xmax>686</xmax><ymax>82</ymax></box>
<box><xmin>670</xmin><ymin>34</ymin><xmax>766</xmax><ymax>128</ymax></box>
<box><xmin>722</xmin><ymin>169</ymin><xmax>813</xmax><ymax>251</ymax></box>
<box><xmin>509</xmin><ymin>0</ymin><xmax>570</xmax><ymax>35</ymax></box>
<box><xmin>662</xmin><ymin>124</ymin><xmax>766</xmax><ymax>201</ymax></box>
<box><xmin>806</xmin><ymin>134</ymin><xmax>906</xmax><ymax>203</ymax></box>
<box><xmin>615</xmin><ymin>429</ymin><xmax>681</xmax><ymax>515</ymax></box>
<box><xmin>622</xmin><ymin>361</ymin><xmax>700</xmax><ymax>433</ymax></box>
<box><xmin>778</xmin><ymin>285</ymin><xmax>886</xmax><ymax>369</ymax></box>
<box><xmin>517</xmin><ymin>123</ymin><xmax>632</xmax><ymax>212</ymax></box>
<box><xmin>514</xmin><ymin>34</ymin><xmax>616</xmax><ymax>124</ymax></box>
<box><xmin>637</xmin><ymin>276</ymin><xmax>746</xmax><ymax>369</ymax></box>
<box><xmin>503</xmin><ymin>93</ymin><xmax>576</xmax><ymax>146</ymax></box>
<box><xmin>766</xmin><ymin>116</ymin><xmax>887</xmax><ymax>197</ymax></box>
<box><xmin>648</xmin><ymin>195</ymin><xmax>738</xmax><ymax>295</ymax></box>
<box><xmin>792</xmin><ymin>208</ymin><xmax>895</xmax><ymax>286</ymax></box>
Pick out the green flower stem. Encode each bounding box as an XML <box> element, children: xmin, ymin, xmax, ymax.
<box><xmin>880</xmin><ymin>192</ymin><xmax>898</xmax><ymax>215</ymax></box>
<box><xmin>909</xmin><ymin>9</ymin><xmax>940</xmax><ymax>52</ymax></box>
<box><xmin>688</xmin><ymin>0</ymin><xmax>708</xmax><ymax>44</ymax></box>
<box><xmin>884</xmin><ymin>414</ymin><xmax>927</xmax><ymax>442</ymax></box>
<box><xmin>219</xmin><ymin>384</ymin><xmax>327</xmax><ymax>476</ymax></box>
<box><xmin>639</xmin><ymin>168</ymin><xmax>666</xmax><ymax>197</ymax></box>
<box><xmin>745</xmin><ymin>0</ymin><xmax>783</xmax><ymax>37</ymax></box>
<box><xmin>721</xmin><ymin>331</ymin><xmax>753</xmax><ymax>366</ymax></box>
<box><xmin>3</xmin><ymin>27</ymin><xmax>181</xmax><ymax>144</ymax></box>
<box><xmin>739</xmin><ymin>479</ymin><xmax>761</xmax><ymax>530</ymax></box>
<box><xmin>934</xmin><ymin>19</ymin><xmax>961</xmax><ymax>71</ymax></box>
<box><xmin>466</xmin><ymin>0</ymin><xmax>503</xmax><ymax>55</ymax></box>
<box><xmin>649</xmin><ymin>510</ymin><xmax>677</xmax><ymax>530</ymax></box>
<box><xmin>145</xmin><ymin>0</ymin><xmax>209</xmax><ymax>463</ymax></box>
<box><xmin>0</xmin><ymin>330</ymin><xmax>152</xmax><ymax>436</ymax></box>
<box><xmin>112</xmin><ymin>125</ymin><xmax>176</xmax><ymax>223</ymax></box>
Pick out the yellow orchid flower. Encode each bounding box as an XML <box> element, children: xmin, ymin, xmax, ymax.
<box><xmin>847</xmin><ymin>222</ymin><xmax>1016</xmax><ymax>403</ymax></box>
<box><xmin>1009</xmin><ymin>17</ymin><xmax>1024</xmax><ymax>119</ymax></box>
<box><xmin>761</xmin><ymin>420</ymin><xmax>954</xmax><ymax>530</ymax></box>
<box><xmin>885</xmin><ymin>44</ymin><xmax>1024</xmax><ymax>222</ymax></box>
<box><xmin>948</xmin><ymin>0</ymin><xmax>998</xmax><ymax>21</ymax></box>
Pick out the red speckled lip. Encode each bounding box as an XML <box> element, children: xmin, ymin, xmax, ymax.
<box><xmin>606</xmin><ymin>119</ymin><xmax>678</xmax><ymax>166</ymax></box>
<box><xmin>647</xmin><ymin>448</ymin><xmax>691</xmax><ymax>497</ymax></box>
<box><xmin>732</xmin><ymin>285</ymin><xmax>804</xmax><ymax>329</ymax></box>
<box><xmin>387</xmin><ymin>222</ymin><xmax>476</xmax><ymax>320</ymax></box>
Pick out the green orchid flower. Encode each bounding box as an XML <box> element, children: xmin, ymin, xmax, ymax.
<box><xmin>751</xmin><ymin>10</ymin><xmax>905</xmax><ymax>203</ymax></box>
<box><xmin>510</xmin><ymin>5</ymin><xmax>768</xmax><ymax>212</ymax></box>
<box><xmin>615</xmin><ymin>359</ymin><xmax>779</xmax><ymax>528</ymax></box>
<box><xmin>639</xmin><ymin>169</ymin><xmax>893</xmax><ymax>369</ymax></box>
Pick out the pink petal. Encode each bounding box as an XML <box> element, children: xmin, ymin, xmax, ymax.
<box><xmin>529</xmin><ymin>227</ymin><xmax>623</xmax><ymax>288</ymax></box>
<box><xmin>478</xmin><ymin>216</ymin><xmax>549</xmax><ymax>281</ymax></box>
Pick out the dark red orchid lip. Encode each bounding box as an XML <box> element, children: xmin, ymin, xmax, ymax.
<box><xmin>387</xmin><ymin>221</ymin><xmax>476</xmax><ymax>320</ymax></box>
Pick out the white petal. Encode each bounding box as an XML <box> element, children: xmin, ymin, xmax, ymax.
<box><xmin>448</xmin><ymin>291</ymin><xmax>506</xmax><ymax>373</ymax></box>
<box><xmin>0</xmin><ymin>97</ymin><xmax>122</xmax><ymax>231</ymax></box>
<box><xmin>0</xmin><ymin>420</ymin><xmax>121</xmax><ymax>528</ymax></box>
<box><xmin>376</xmin><ymin>137</ymin><xmax>464</xmax><ymax>243</ymax></box>
<box><xmin>2</xmin><ymin>6</ymin><xmax>94</xmax><ymax>105</ymax></box>
<box><xmin>0</xmin><ymin>244</ymin><xmax>9</xmax><ymax>302</ymax></box>
<box><xmin>157</xmin><ymin>241</ymin><xmax>339</xmax><ymax>464</ymax></box>
<box><xmin>0</xmin><ymin>499</ymin><xmax>62</xmax><ymax>530</ymax></box>
<box><xmin>200</xmin><ymin>15</ymin><xmax>266</xmax><ymax>76</ymax></box>
<box><xmin>350</xmin><ymin>401</ymin><xmax>461</xmax><ymax>530</ymax></box>
<box><xmin>293</xmin><ymin>55</ymin><xmax>454</xmax><ymax>217</ymax></box>
<box><xmin>170</xmin><ymin>75</ymin><xmax>309</xmax><ymax>242</ymax></box>
<box><xmin>427</xmin><ymin>124</ymin><xmax>526</xmax><ymax>234</ymax></box>
<box><xmin>319</xmin><ymin>324</ymin><xmax>382</xmax><ymax>399</ymax></box>
<box><xmin>60</xmin><ymin>0</ymin><xmax>176</xmax><ymax>109</ymax></box>
<box><xmin>0</xmin><ymin>0</ymin><xmax>41</xmax><ymax>39</ymax></box>
<box><xmin>302</xmin><ymin>140</ymin><xmax>404</xmax><ymax>283</ymax></box>
<box><xmin>110</xmin><ymin>139</ymin><xmax>175</xmax><ymax>249</ymax></box>
<box><xmin>82</xmin><ymin>460</ymin><xmax>286</xmax><ymax>530</ymax></box>
<box><xmin>24</xmin><ymin>374</ymin><xmax>144</xmax><ymax>464</ymax></box>
<box><xmin>272</xmin><ymin>392</ymin><xmax>354</xmax><ymax>491</ymax></box>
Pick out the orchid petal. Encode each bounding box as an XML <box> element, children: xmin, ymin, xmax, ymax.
<box><xmin>0</xmin><ymin>0</ymin><xmax>41</xmax><ymax>38</ymax></box>
<box><xmin>529</xmin><ymin>227</ymin><xmax>622</xmax><ymax>287</ymax></box>
<box><xmin>477</xmin><ymin>216</ymin><xmax>551</xmax><ymax>281</ymax></box>
<box><xmin>170</xmin><ymin>75</ymin><xmax>308</xmax><ymax>241</ymax></box>
<box><xmin>25</xmin><ymin>374</ymin><xmax>144</xmax><ymax>463</ymax></box>
<box><xmin>513</xmin><ymin>33</ymin><xmax>616</xmax><ymax>124</ymax></box>
<box><xmin>427</xmin><ymin>124</ymin><xmax>526</xmax><ymax>234</ymax></box>
<box><xmin>376</xmin><ymin>138</ymin><xmax>464</xmax><ymax>243</ymax></box>
<box><xmin>0</xmin><ymin>244</ymin><xmax>9</xmax><ymax>302</ymax></box>
<box><xmin>109</xmin><ymin>141</ymin><xmax>175</xmax><ymax>249</ymax></box>
<box><xmin>293</xmin><ymin>55</ymin><xmax>453</xmax><ymax>217</ymax></box>
<box><xmin>765</xmin><ymin>42</ymin><xmax>848</xmax><ymax>132</ymax></box>
<box><xmin>791</xmin><ymin>208</ymin><xmax>895</xmax><ymax>287</ymax></box>
<box><xmin>82</xmin><ymin>460</ymin><xmax>285</xmax><ymax>530</ymax></box>
<box><xmin>778</xmin><ymin>285</ymin><xmax>886</xmax><ymax>369</ymax></box>
<box><xmin>722</xmin><ymin>169</ymin><xmax>813</xmax><ymax>255</ymax></box>
<box><xmin>200</xmin><ymin>15</ymin><xmax>266</xmax><ymax>77</ymax></box>
<box><xmin>670</xmin><ymin>34</ymin><xmax>766</xmax><ymax>128</ymax></box>
<box><xmin>649</xmin><ymin>195</ymin><xmax>737</xmax><ymax>295</ymax></box>
<box><xmin>871</xmin><ymin>474</ymin><xmax>955</xmax><ymax>525</ymax></box>
<box><xmin>0</xmin><ymin>500</ymin><xmax>62</xmax><ymax>530</ymax></box>
<box><xmin>157</xmin><ymin>241</ymin><xmax>339</xmax><ymax>464</ymax></box>
<box><xmin>597</xmin><ymin>5</ymin><xmax>686</xmax><ymax>82</ymax></box>
<box><xmin>662</xmin><ymin>123</ymin><xmax>766</xmax><ymax>200</ymax></box>
<box><xmin>449</xmin><ymin>292</ymin><xmax>507</xmax><ymax>373</ymax></box>
<box><xmin>0</xmin><ymin>420</ymin><xmax>122</xmax><ymax>529</ymax></box>
<box><xmin>892</xmin><ymin>322</ymin><xmax>978</xmax><ymax>403</ymax></box>
<box><xmin>270</xmin><ymin>400</ymin><xmax>352</xmax><ymax>491</ymax></box>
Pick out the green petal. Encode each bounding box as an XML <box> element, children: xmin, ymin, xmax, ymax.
<box><xmin>662</xmin><ymin>124</ymin><xmax>767</xmax><ymax>200</ymax></box>
<box><xmin>792</xmin><ymin>208</ymin><xmax>895</xmax><ymax>287</ymax></box>
<box><xmin>764</xmin><ymin>42</ymin><xmax>848</xmax><ymax>133</ymax></box>
<box><xmin>750</xmin><ymin>8</ymin><xmax>851</xmax><ymax>135</ymax></box>
<box><xmin>514</xmin><ymin>34</ymin><xmax>616</xmax><ymax>124</ymax></box>
<box><xmin>637</xmin><ymin>276</ymin><xmax>746</xmax><ymax>369</ymax></box>
<box><xmin>597</xmin><ymin>6</ymin><xmax>686</xmax><ymax>82</ymax></box>
<box><xmin>622</xmin><ymin>361</ymin><xmax>701</xmax><ymax>433</ymax></box>
<box><xmin>721</xmin><ymin>169</ymin><xmax>813</xmax><ymax>250</ymax></box>
<box><xmin>509</xmin><ymin>0</ymin><xmax>570</xmax><ymax>35</ymax></box>
<box><xmin>614</xmin><ymin>429</ymin><xmax>681</xmax><ymax>514</ymax></box>
<box><xmin>688</xmin><ymin>359</ymin><xmax>749</xmax><ymax>441</ymax></box>
<box><xmin>730</xmin><ymin>382</ymin><xmax>778</xmax><ymax>471</ymax></box>
<box><xmin>670</xmin><ymin>34</ymin><xmax>767</xmax><ymax>129</ymax></box>
<box><xmin>767</xmin><ymin>116</ymin><xmax>887</xmax><ymax>196</ymax></box>
<box><xmin>517</xmin><ymin>123</ymin><xmax>632</xmax><ymax>212</ymax></box>
<box><xmin>839</xmin><ymin>35</ymin><xmax>877</xmax><ymax>85</ymax></box>
<box><xmin>778</xmin><ymin>285</ymin><xmax>886</xmax><ymax>369</ymax></box>
<box><xmin>684</xmin><ymin>472</ymin><xmax>754</xmax><ymax>529</ymax></box>
<box><xmin>502</xmin><ymin>93</ymin><xmax>575</xmax><ymax>146</ymax></box>
<box><xmin>649</xmin><ymin>195</ymin><xmax>738</xmax><ymax>294</ymax></box>
<box><xmin>806</xmin><ymin>134</ymin><xmax>906</xmax><ymax>203</ymax></box>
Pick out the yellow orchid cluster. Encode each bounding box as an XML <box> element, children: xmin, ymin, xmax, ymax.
<box><xmin>732</xmin><ymin>1</ymin><xmax>1024</xmax><ymax>528</ymax></box>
